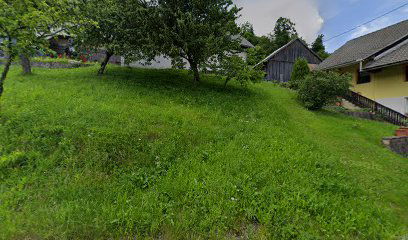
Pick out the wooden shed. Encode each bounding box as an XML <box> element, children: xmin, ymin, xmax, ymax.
<box><xmin>256</xmin><ymin>38</ymin><xmax>322</xmax><ymax>82</ymax></box>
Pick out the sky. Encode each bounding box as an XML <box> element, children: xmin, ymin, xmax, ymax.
<box><xmin>234</xmin><ymin>0</ymin><xmax>408</xmax><ymax>53</ymax></box>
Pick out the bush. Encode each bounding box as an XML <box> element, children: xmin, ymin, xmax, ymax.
<box><xmin>298</xmin><ymin>71</ymin><xmax>351</xmax><ymax>110</ymax></box>
<box><xmin>246</xmin><ymin>46</ymin><xmax>267</xmax><ymax>66</ymax></box>
<box><xmin>218</xmin><ymin>55</ymin><xmax>265</xmax><ymax>87</ymax></box>
<box><xmin>289</xmin><ymin>58</ymin><xmax>310</xmax><ymax>90</ymax></box>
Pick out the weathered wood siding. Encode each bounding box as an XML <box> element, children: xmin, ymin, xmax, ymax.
<box><xmin>265</xmin><ymin>39</ymin><xmax>321</xmax><ymax>82</ymax></box>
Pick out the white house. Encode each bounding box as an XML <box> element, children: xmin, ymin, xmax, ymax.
<box><xmin>123</xmin><ymin>36</ymin><xmax>254</xmax><ymax>69</ymax></box>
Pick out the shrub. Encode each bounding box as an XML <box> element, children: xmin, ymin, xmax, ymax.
<box><xmin>246</xmin><ymin>46</ymin><xmax>267</xmax><ymax>66</ymax></box>
<box><xmin>298</xmin><ymin>71</ymin><xmax>351</xmax><ymax>110</ymax></box>
<box><xmin>218</xmin><ymin>55</ymin><xmax>265</xmax><ymax>87</ymax></box>
<box><xmin>289</xmin><ymin>58</ymin><xmax>310</xmax><ymax>90</ymax></box>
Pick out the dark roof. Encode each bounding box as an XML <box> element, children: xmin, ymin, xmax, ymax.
<box><xmin>240</xmin><ymin>37</ymin><xmax>254</xmax><ymax>48</ymax></box>
<box><xmin>365</xmin><ymin>39</ymin><xmax>408</xmax><ymax>70</ymax></box>
<box><xmin>255</xmin><ymin>38</ymin><xmax>321</xmax><ymax>67</ymax></box>
<box><xmin>317</xmin><ymin>20</ymin><xmax>408</xmax><ymax>70</ymax></box>
<box><xmin>232</xmin><ymin>35</ymin><xmax>254</xmax><ymax>48</ymax></box>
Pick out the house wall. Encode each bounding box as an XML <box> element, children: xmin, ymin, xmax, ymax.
<box><xmin>126</xmin><ymin>51</ymin><xmax>248</xmax><ymax>70</ymax></box>
<box><xmin>340</xmin><ymin>64</ymin><xmax>408</xmax><ymax>114</ymax></box>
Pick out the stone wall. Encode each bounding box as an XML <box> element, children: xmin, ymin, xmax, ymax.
<box><xmin>382</xmin><ymin>136</ymin><xmax>408</xmax><ymax>157</ymax></box>
<box><xmin>31</xmin><ymin>62</ymin><xmax>89</xmax><ymax>69</ymax></box>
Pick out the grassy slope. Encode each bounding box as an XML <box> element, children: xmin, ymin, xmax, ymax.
<box><xmin>0</xmin><ymin>65</ymin><xmax>407</xmax><ymax>239</ymax></box>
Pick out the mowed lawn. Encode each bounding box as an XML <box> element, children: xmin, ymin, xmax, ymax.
<box><xmin>0</xmin><ymin>65</ymin><xmax>407</xmax><ymax>239</ymax></box>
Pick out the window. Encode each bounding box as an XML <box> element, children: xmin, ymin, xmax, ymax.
<box><xmin>405</xmin><ymin>97</ymin><xmax>408</xmax><ymax>116</ymax></box>
<box><xmin>406</xmin><ymin>65</ymin><xmax>408</xmax><ymax>82</ymax></box>
<box><xmin>357</xmin><ymin>70</ymin><xmax>371</xmax><ymax>84</ymax></box>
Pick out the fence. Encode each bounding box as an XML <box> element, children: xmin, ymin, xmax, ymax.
<box><xmin>344</xmin><ymin>90</ymin><xmax>408</xmax><ymax>126</ymax></box>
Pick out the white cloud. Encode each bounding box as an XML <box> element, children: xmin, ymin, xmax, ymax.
<box><xmin>350</xmin><ymin>17</ymin><xmax>392</xmax><ymax>39</ymax></box>
<box><xmin>234</xmin><ymin>0</ymin><xmax>324</xmax><ymax>43</ymax></box>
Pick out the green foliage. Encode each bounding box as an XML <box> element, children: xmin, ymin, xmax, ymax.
<box><xmin>76</xmin><ymin>0</ymin><xmax>156</xmax><ymax>74</ymax></box>
<box><xmin>273</xmin><ymin>17</ymin><xmax>298</xmax><ymax>49</ymax></box>
<box><xmin>289</xmin><ymin>58</ymin><xmax>310</xmax><ymax>90</ymax></box>
<box><xmin>298</xmin><ymin>71</ymin><xmax>351</xmax><ymax>110</ymax></box>
<box><xmin>0</xmin><ymin>0</ymin><xmax>88</xmax><ymax>95</ymax></box>
<box><xmin>31</xmin><ymin>57</ymin><xmax>77</xmax><ymax>64</ymax></box>
<box><xmin>217</xmin><ymin>55</ymin><xmax>265</xmax><ymax>87</ymax></box>
<box><xmin>0</xmin><ymin>66</ymin><xmax>407</xmax><ymax>238</ymax></box>
<box><xmin>242</xmin><ymin>17</ymin><xmax>299</xmax><ymax>64</ymax></box>
<box><xmin>311</xmin><ymin>34</ymin><xmax>330</xmax><ymax>60</ymax></box>
<box><xmin>149</xmin><ymin>0</ymin><xmax>241</xmax><ymax>82</ymax></box>
<box><xmin>0</xmin><ymin>0</ymin><xmax>86</xmax><ymax>57</ymax></box>
<box><xmin>246</xmin><ymin>46</ymin><xmax>267</xmax><ymax>66</ymax></box>
<box><xmin>77</xmin><ymin>0</ymin><xmax>154</xmax><ymax>59</ymax></box>
<box><xmin>240</xmin><ymin>22</ymin><xmax>259</xmax><ymax>46</ymax></box>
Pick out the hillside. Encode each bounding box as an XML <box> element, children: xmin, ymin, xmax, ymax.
<box><xmin>0</xmin><ymin>65</ymin><xmax>407</xmax><ymax>239</ymax></box>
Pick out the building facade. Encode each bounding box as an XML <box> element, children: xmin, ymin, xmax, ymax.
<box><xmin>318</xmin><ymin>20</ymin><xmax>408</xmax><ymax>115</ymax></box>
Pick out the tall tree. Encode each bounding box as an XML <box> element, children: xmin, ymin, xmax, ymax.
<box><xmin>76</xmin><ymin>0</ymin><xmax>156</xmax><ymax>75</ymax></box>
<box><xmin>311</xmin><ymin>34</ymin><xmax>329</xmax><ymax>60</ymax></box>
<box><xmin>273</xmin><ymin>17</ymin><xmax>298</xmax><ymax>49</ymax></box>
<box><xmin>240</xmin><ymin>22</ymin><xmax>259</xmax><ymax>46</ymax></box>
<box><xmin>0</xmin><ymin>0</ymin><xmax>86</xmax><ymax>98</ymax></box>
<box><xmin>149</xmin><ymin>0</ymin><xmax>241</xmax><ymax>82</ymax></box>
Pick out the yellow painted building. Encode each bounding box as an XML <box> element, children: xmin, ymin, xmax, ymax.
<box><xmin>318</xmin><ymin>20</ymin><xmax>408</xmax><ymax>115</ymax></box>
<box><xmin>340</xmin><ymin>64</ymin><xmax>408</xmax><ymax>115</ymax></box>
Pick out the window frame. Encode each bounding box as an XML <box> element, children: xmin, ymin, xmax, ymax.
<box><xmin>405</xmin><ymin>65</ymin><xmax>408</xmax><ymax>82</ymax></box>
<box><xmin>357</xmin><ymin>70</ymin><xmax>371</xmax><ymax>84</ymax></box>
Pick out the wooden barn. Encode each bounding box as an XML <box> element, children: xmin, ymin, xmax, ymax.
<box><xmin>255</xmin><ymin>38</ymin><xmax>322</xmax><ymax>82</ymax></box>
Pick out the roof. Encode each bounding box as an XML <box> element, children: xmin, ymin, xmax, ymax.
<box><xmin>231</xmin><ymin>35</ymin><xmax>254</xmax><ymax>48</ymax></box>
<box><xmin>255</xmin><ymin>38</ymin><xmax>321</xmax><ymax>67</ymax></box>
<box><xmin>364</xmin><ymin>39</ymin><xmax>408</xmax><ymax>70</ymax></box>
<box><xmin>240</xmin><ymin>37</ymin><xmax>254</xmax><ymax>48</ymax></box>
<box><xmin>317</xmin><ymin>20</ymin><xmax>408</xmax><ymax>70</ymax></box>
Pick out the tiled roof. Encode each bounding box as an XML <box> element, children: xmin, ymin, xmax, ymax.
<box><xmin>364</xmin><ymin>39</ymin><xmax>408</xmax><ymax>69</ymax></box>
<box><xmin>317</xmin><ymin>20</ymin><xmax>408</xmax><ymax>70</ymax></box>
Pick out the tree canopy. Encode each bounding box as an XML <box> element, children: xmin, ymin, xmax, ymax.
<box><xmin>311</xmin><ymin>34</ymin><xmax>330</xmax><ymax>60</ymax></box>
<box><xmin>148</xmin><ymin>0</ymin><xmax>241</xmax><ymax>82</ymax></box>
<box><xmin>0</xmin><ymin>0</ymin><xmax>87</xmax><ymax>96</ymax></box>
<box><xmin>273</xmin><ymin>17</ymin><xmax>298</xmax><ymax>49</ymax></box>
<box><xmin>76</xmin><ymin>0</ymin><xmax>157</xmax><ymax>75</ymax></box>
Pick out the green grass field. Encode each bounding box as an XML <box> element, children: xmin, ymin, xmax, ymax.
<box><xmin>0</xmin><ymin>65</ymin><xmax>407</xmax><ymax>239</ymax></box>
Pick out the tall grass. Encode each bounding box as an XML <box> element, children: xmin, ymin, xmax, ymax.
<box><xmin>0</xmin><ymin>65</ymin><xmax>407</xmax><ymax>239</ymax></box>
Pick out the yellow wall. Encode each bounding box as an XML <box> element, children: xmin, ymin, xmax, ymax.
<box><xmin>340</xmin><ymin>64</ymin><xmax>408</xmax><ymax>101</ymax></box>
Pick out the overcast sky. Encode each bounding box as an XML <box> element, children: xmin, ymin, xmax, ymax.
<box><xmin>234</xmin><ymin>0</ymin><xmax>408</xmax><ymax>52</ymax></box>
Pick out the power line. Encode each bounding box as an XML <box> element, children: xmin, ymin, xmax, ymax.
<box><xmin>324</xmin><ymin>2</ymin><xmax>408</xmax><ymax>42</ymax></box>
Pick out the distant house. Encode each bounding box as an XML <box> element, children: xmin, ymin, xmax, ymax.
<box><xmin>317</xmin><ymin>20</ymin><xmax>408</xmax><ymax>115</ymax></box>
<box><xmin>255</xmin><ymin>38</ymin><xmax>322</xmax><ymax>82</ymax></box>
<box><xmin>125</xmin><ymin>36</ymin><xmax>254</xmax><ymax>69</ymax></box>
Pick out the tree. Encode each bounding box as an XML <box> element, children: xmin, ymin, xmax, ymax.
<box><xmin>298</xmin><ymin>71</ymin><xmax>351</xmax><ymax>110</ymax></box>
<box><xmin>217</xmin><ymin>55</ymin><xmax>265</xmax><ymax>87</ymax></box>
<box><xmin>246</xmin><ymin>46</ymin><xmax>267</xmax><ymax>66</ymax></box>
<box><xmin>240</xmin><ymin>22</ymin><xmax>259</xmax><ymax>46</ymax></box>
<box><xmin>0</xmin><ymin>0</ymin><xmax>86</xmax><ymax>98</ymax></box>
<box><xmin>257</xmin><ymin>35</ymin><xmax>278</xmax><ymax>56</ymax></box>
<box><xmin>273</xmin><ymin>17</ymin><xmax>298</xmax><ymax>49</ymax></box>
<box><xmin>76</xmin><ymin>0</ymin><xmax>156</xmax><ymax>75</ymax></box>
<box><xmin>311</xmin><ymin>34</ymin><xmax>330</xmax><ymax>60</ymax></box>
<box><xmin>149</xmin><ymin>0</ymin><xmax>241</xmax><ymax>82</ymax></box>
<box><xmin>289</xmin><ymin>58</ymin><xmax>310</xmax><ymax>90</ymax></box>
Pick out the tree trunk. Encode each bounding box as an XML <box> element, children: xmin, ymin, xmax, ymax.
<box><xmin>98</xmin><ymin>51</ymin><xmax>113</xmax><ymax>75</ymax></box>
<box><xmin>0</xmin><ymin>55</ymin><xmax>14</xmax><ymax>98</ymax></box>
<box><xmin>189</xmin><ymin>60</ymin><xmax>200</xmax><ymax>82</ymax></box>
<box><xmin>223</xmin><ymin>77</ymin><xmax>231</xmax><ymax>88</ymax></box>
<box><xmin>20</xmin><ymin>54</ymin><xmax>32</xmax><ymax>75</ymax></box>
